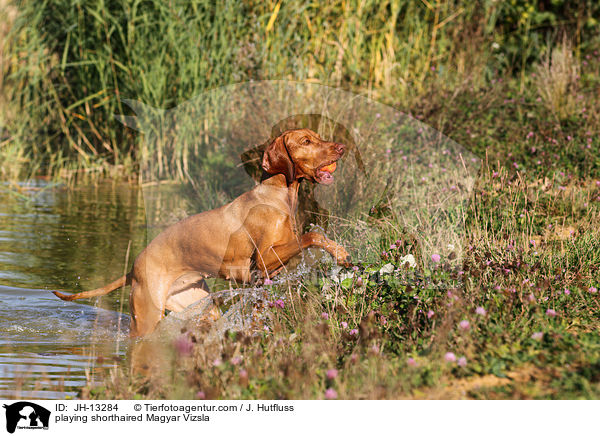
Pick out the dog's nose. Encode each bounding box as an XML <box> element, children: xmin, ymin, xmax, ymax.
<box><xmin>334</xmin><ymin>142</ymin><xmax>346</xmax><ymax>155</ymax></box>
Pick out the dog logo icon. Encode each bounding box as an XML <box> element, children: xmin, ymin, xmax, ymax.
<box><xmin>3</xmin><ymin>402</ymin><xmax>50</xmax><ymax>433</ymax></box>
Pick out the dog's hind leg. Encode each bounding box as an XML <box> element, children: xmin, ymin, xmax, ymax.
<box><xmin>129</xmin><ymin>279</ymin><xmax>165</xmax><ymax>337</ymax></box>
<box><xmin>165</xmin><ymin>272</ymin><xmax>220</xmax><ymax>321</ymax></box>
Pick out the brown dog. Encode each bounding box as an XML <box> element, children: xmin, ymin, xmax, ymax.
<box><xmin>53</xmin><ymin>129</ymin><xmax>351</xmax><ymax>337</ymax></box>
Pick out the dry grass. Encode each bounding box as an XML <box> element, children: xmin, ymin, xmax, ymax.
<box><xmin>534</xmin><ymin>37</ymin><xmax>581</xmax><ymax>121</ymax></box>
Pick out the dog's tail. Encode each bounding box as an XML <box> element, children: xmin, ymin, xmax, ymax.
<box><xmin>53</xmin><ymin>272</ymin><xmax>132</xmax><ymax>301</ymax></box>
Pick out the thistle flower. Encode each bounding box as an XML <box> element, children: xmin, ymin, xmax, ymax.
<box><xmin>264</xmin><ymin>278</ymin><xmax>273</xmax><ymax>285</ymax></box>
<box><xmin>275</xmin><ymin>299</ymin><xmax>285</xmax><ymax>309</ymax></box>
<box><xmin>431</xmin><ymin>254</ymin><xmax>441</xmax><ymax>263</ymax></box>
<box><xmin>457</xmin><ymin>357</ymin><xmax>467</xmax><ymax>367</ymax></box>
<box><xmin>475</xmin><ymin>307</ymin><xmax>487</xmax><ymax>316</ymax></box>
<box><xmin>326</xmin><ymin>369</ymin><xmax>338</xmax><ymax>380</ymax></box>
<box><xmin>407</xmin><ymin>358</ymin><xmax>417</xmax><ymax>367</ymax></box>
<box><xmin>321</xmin><ymin>312</ymin><xmax>329</xmax><ymax>320</ymax></box>
<box><xmin>444</xmin><ymin>352</ymin><xmax>456</xmax><ymax>362</ymax></box>
<box><xmin>459</xmin><ymin>320</ymin><xmax>470</xmax><ymax>330</ymax></box>
<box><xmin>546</xmin><ymin>308</ymin><xmax>557</xmax><ymax>317</ymax></box>
<box><xmin>427</xmin><ymin>310</ymin><xmax>435</xmax><ymax>319</ymax></box>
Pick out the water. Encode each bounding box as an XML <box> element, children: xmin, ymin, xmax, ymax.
<box><xmin>0</xmin><ymin>180</ymin><xmax>335</xmax><ymax>399</ymax></box>
<box><xmin>0</xmin><ymin>181</ymin><xmax>154</xmax><ymax>399</ymax></box>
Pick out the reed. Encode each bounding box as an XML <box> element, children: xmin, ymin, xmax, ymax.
<box><xmin>2</xmin><ymin>0</ymin><xmax>596</xmax><ymax>181</ymax></box>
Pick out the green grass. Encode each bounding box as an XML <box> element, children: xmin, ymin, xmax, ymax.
<box><xmin>78</xmin><ymin>157</ymin><xmax>600</xmax><ymax>400</ymax></box>
<box><xmin>2</xmin><ymin>0</ymin><xmax>599</xmax><ymax>180</ymax></box>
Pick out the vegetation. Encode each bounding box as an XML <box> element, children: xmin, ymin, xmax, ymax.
<box><xmin>2</xmin><ymin>0</ymin><xmax>599</xmax><ymax>180</ymax></box>
<box><xmin>83</xmin><ymin>163</ymin><xmax>600</xmax><ymax>400</ymax></box>
<box><xmin>1</xmin><ymin>1</ymin><xmax>599</xmax><ymax>399</ymax></box>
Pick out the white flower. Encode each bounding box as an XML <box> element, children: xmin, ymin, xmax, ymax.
<box><xmin>492</xmin><ymin>42</ymin><xmax>500</xmax><ymax>50</ymax></box>
<box><xmin>379</xmin><ymin>263</ymin><xmax>395</xmax><ymax>274</ymax></box>
<box><xmin>447</xmin><ymin>243</ymin><xmax>455</xmax><ymax>251</ymax></box>
<box><xmin>399</xmin><ymin>254</ymin><xmax>416</xmax><ymax>268</ymax></box>
<box><xmin>329</xmin><ymin>266</ymin><xmax>354</xmax><ymax>283</ymax></box>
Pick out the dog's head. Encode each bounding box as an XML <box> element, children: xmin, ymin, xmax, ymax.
<box><xmin>261</xmin><ymin>128</ymin><xmax>345</xmax><ymax>185</ymax></box>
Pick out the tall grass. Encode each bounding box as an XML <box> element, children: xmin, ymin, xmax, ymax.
<box><xmin>534</xmin><ymin>37</ymin><xmax>581</xmax><ymax>121</ymax></box>
<box><xmin>2</xmin><ymin>0</ymin><xmax>598</xmax><ymax>181</ymax></box>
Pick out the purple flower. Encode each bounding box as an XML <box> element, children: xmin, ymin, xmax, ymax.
<box><xmin>275</xmin><ymin>299</ymin><xmax>285</xmax><ymax>309</ymax></box>
<box><xmin>444</xmin><ymin>352</ymin><xmax>456</xmax><ymax>362</ymax></box>
<box><xmin>264</xmin><ymin>278</ymin><xmax>273</xmax><ymax>285</ymax></box>
<box><xmin>356</xmin><ymin>277</ymin><xmax>363</xmax><ymax>286</ymax></box>
<box><xmin>457</xmin><ymin>357</ymin><xmax>467</xmax><ymax>367</ymax></box>
<box><xmin>174</xmin><ymin>335</ymin><xmax>194</xmax><ymax>356</ymax></box>
<box><xmin>340</xmin><ymin>321</ymin><xmax>348</xmax><ymax>329</ymax></box>
<box><xmin>349</xmin><ymin>329</ymin><xmax>358</xmax><ymax>336</ymax></box>
<box><xmin>546</xmin><ymin>308</ymin><xmax>557</xmax><ymax>317</ymax></box>
<box><xmin>239</xmin><ymin>369</ymin><xmax>248</xmax><ymax>379</ymax></box>
<box><xmin>231</xmin><ymin>356</ymin><xmax>243</xmax><ymax>365</ymax></box>
<box><xmin>326</xmin><ymin>369</ymin><xmax>338</xmax><ymax>380</ymax></box>
<box><xmin>431</xmin><ymin>254</ymin><xmax>441</xmax><ymax>263</ymax></box>
<box><xmin>458</xmin><ymin>320</ymin><xmax>470</xmax><ymax>330</ymax></box>
<box><xmin>475</xmin><ymin>307</ymin><xmax>487</xmax><ymax>316</ymax></box>
<box><xmin>564</xmin><ymin>288</ymin><xmax>570</xmax><ymax>295</ymax></box>
<box><xmin>321</xmin><ymin>312</ymin><xmax>329</xmax><ymax>320</ymax></box>
<box><xmin>407</xmin><ymin>357</ymin><xmax>417</xmax><ymax>367</ymax></box>
<box><xmin>352</xmin><ymin>265</ymin><xmax>359</xmax><ymax>271</ymax></box>
<box><xmin>589</xmin><ymin>287</ymin><xmax>598</xmax><ymax>294</ymax></box>
<box><xmin>196</xmin><ymin>391</ymin><xmax>206</xmax><ymax>399</ymax></box>
<box><xmin>531</xmin><ymin>332</ymin><xmax>543</xmax><ymax>341</ymax></box>
<box><xmin>427</xmin><ymin>310</ymin><xmax>435</xmax><ymax>319</ymax></box>
<box><xmin>325</xmin><ymin>388</ymin><xmax>338</xmax><ymax>400</ymax></box>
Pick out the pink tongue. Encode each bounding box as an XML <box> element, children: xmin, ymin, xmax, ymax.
<box><xmin>317</xmin><ymin>171</ymin><xmax>334</xmax><ymax>185</ymax></box>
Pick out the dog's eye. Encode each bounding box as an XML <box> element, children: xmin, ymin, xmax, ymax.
<box><xmin>302</xmin><ymin>138</ymin><xmax>310</xmax><ymax>145</ymax></box>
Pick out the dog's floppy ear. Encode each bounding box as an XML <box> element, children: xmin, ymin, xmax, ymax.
<box><xmin>262</xmin><ymin>134</ymin><xmax>295</xmax><ymax>184</ymax></box>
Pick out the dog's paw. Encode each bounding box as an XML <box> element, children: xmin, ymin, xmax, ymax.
<box><xmin>336</xmin><ymin>252</ymin><xmax>353</xmax><ymax>268</ymax></box>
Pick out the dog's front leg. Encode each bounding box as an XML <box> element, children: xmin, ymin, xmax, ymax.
<box><xmin>300</xmin><ymin>232</ymin><xmax>352</xmax><ymax>267</ymax></box>
<box><xmin>258</xmin><ymin>232</ymin><xmax>351</xmax><ymax>276</ymax></box>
